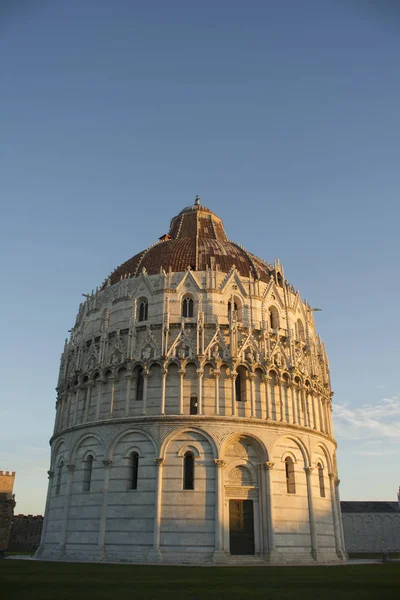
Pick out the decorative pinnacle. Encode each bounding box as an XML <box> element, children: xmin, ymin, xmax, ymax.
<box><xmin>194</xmin><ymin>195</ymin><xmax>200</xmax><ymax>206</ymax></box>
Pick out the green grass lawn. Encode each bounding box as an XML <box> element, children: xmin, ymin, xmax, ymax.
<box><xmin>1</xmin><ymin>560</ymin><xmax>399</xmax><ymax>600</ymax></box>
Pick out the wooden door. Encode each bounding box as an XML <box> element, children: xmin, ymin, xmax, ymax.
<box><xmin>229</xmin><ymin>499</ymin><xmax>255</xmax><ymax>555</ymax></box>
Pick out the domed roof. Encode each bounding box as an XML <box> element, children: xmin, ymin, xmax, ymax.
<box><xmin>104</xmin><ymin>197</ymin><xmax>274</xmax><ymax>287</ymax></box>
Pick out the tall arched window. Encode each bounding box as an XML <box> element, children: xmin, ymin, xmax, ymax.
<box><xmin>183</xmin><ymin>451</ymin><xmax>195</xmax><ymax>490</ymax></box>
<box><xmin>182</xmin><ymin>295</ymin><xmax>194</xmax><ymax>318</ymax></box>
<box><xmin>136</xmin><ymin>370</ymin><xmax>144</xmax><ymax>401</ymax></box>
<box><xmin>55</xmin><ymin>460</ymin><xmax>63</xmax><ymax>495</ymax></box>
<box><xmin>228</xmin><ymin>301</ymin><xmax>238</xmax><ymax>318</ymax></box>
<box><xmin>138</xmin><ymin>299</ymin><xmax>148</xmax><ymax>322</ymax></box>
<box><xmin>285</xmin><ymin>457</ymin><xmax>296</xmax><ymax>494</ymax></box>
<box><xmin>317</xmin><ymin>462</ymin><xmax>325</xmax><ymax>497</ymax></box>
<box><xmin>130</xmin><ymin>452</ymin><xmax>139</xmax><ymax>490</ymax></box>
<box><xmin>235</xmin><ymin>366</ymin><xmax>247</xmax><ymax>402</ymax></box>
<box><xmin>269</xmin><ymin>306</ymin><xmax>279</xmax><ymax>330</ymax></box>
<box><xmin>297</xmin><ymin>319</ymin><xmax>305</xmax><ymax>342</ymax></box>
<box><xmin>190</xmin><ymin>395</ymin><xmax>198</xmax><ymax>415</ymax></box>
<box><xmin>82</xmin><ymin>454</ymin><xmax>94</xmax><ymax>492</ymax></box>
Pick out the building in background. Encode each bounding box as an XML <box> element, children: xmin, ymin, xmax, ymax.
<box><xmin>0</xmin><ymin>471</ymin><xmax>16</xmax><ymax>557</ymax></box>
<box><xmin>37</xmin><ymin>199</ymin><xmax>347</xmax><ymax>564</ymax></box>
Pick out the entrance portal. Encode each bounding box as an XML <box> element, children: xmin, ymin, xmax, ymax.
<box><xmin>229</xmin><ymin>499</ymin><xmax>255</xmax><ymax>555</ymax></box>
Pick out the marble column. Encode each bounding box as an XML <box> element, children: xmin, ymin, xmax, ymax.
<box><xmin>142</xmin><ymin>370</ymin><xmax>149</xmax><ymax>416</ymax></box>
<box><xmin>95</xmin><ymin>379</ymin><xmax>104</xmax><ymax>421</ymax></box>
<box><xmin>197</xmin><ymin>369</ymin><xmax>203</xmax><ymax>415</ymax></box>
<box><xmin>58</xmin><ymin>464</ymin><xmax>75</xmax><ymax>556</ymax></box>
<box><xmin>108</xmin><ymin>375</ymin><xmax>116</xmax><ymax>417</ymax></box>
<box><xmin>213</xmin><ymin>371</ymin><xmax>220</xmax><ymax>415</ymax></box>
<box><xmin>83</xmin><ymin>382</ymin><xmax>93</xmax><ymax>423</ymax></box>
<box><xmin>124</xmin><ymin>372</ymin><xmax>133</xmax><ymax>417</ymax></box>
<box><xmin>98</xmin><ymin>460</ymin><xmax>112</xmax><ymax>560</ymax></box>
<box><xmin>311</xmin><ymin>391</ymin><xmax>317</xmax><ymax>430</ymax></box>
<box><xmin>265</xmin><ymin>375</ymin><xmax>271</xmax><ymax>420</ymax></box>
<box><xmin>264</xmin><ymin>462</ymin><xmax>278</xmax><ymax>561</ymax></box>
<box><xmin>73</xmin><ymin>387</ymin><xmax>80</xmax><ymax>425</ymax></box>
<box><xmin>148</xmin><ymin>458</ymin><xmax>165</xmax><ymax>562</ymax></box>
<box><xmin>212</xmin><ymin>459</ymin><xmax>227</xmax><ymax>562</ymax></box>
<box><xmin>335</xmin><ymin>477</ymin><xmax>348</xmax><ymax>558</ymax></box>
<box><xmin>35</xmin><ymin>470</ymin><xmax>54</xmax><ymax>556</ymax></box>
<box><xmin>290</xmin><ymin>383</ymin><xmax>297</xmax><ymax>424</ymax></box>
<box><xmin>160</xmin><ymin>369</ymin><xmax>167</xmax><ymax>415</ymax></box>
<box><xmin>329</xmin><ymin>473</ymin><xmax>346</xmax><ymax>559</ymax></box>
<box><xmin>249</xmin><ymin>373</ymin><xmax>256</xmax><ymax>418</ymax></box>
<box><xmin>178</xmin><ymin>369</ymin><xmax>185</xmax><ymax>415</ymax></box>
<box><xmin>305</xmin><ymin>466</ymin><xmax>318</xmax><ymax>561</ymax></box>
<box><xmin>231</xmin><ymin>374</ymin><xmax>237</xmax><ymax>416</ymax></box>
<box><xmin>278</xmin><ymin>378</ymin><xmax>284</xmax><ymax>422</ymax></box>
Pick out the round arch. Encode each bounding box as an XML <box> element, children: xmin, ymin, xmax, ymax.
<box><xmin>71</xmin><ymin>432</ymin><xmax>105</xmax><ymax>463</ymax></box>
<box><xmin>160</xmin><ymin>426</ymin><xmax>218</xmax><ymax>460</ymax></box>
<box><xmin>220</xmin><ymin>431</ymin><xmax>269</xmax><ymax>462</ymax></box>
<box><xmin>271</xmin><ymin>433</ymin><xmax>310</xmax><ymax>466</ymax></box>
<box><xmin>107</xmin><ymin>427</ymin><xmax>158</xmax><ymax>461</ymax></box>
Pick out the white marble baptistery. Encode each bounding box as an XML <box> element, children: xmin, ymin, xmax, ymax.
<box><xmin>37</xmin><ymin>199</ymin><xmax>347</xmax><ymax>564</ymax></box>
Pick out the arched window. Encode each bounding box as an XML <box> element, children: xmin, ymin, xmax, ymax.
<box><xmin>228</xmin><ymin>301</ymin><xmax>237</xmax><ymax>318</ymax></box>
<box><xmin>297</xmin><ymin>319</ymin><xmax>305</xmax><ymax>342</ymax></box>
<box><xmin>285</xmin><ymin>457</ymin><xmax>296</xmax><ymax>494</ymax></box>
<box><xmin>55</xmin><ymin>460</ymin><xmax>63</xmax><ymax>495</ymax></box>
<box><xmin>136</xmin><ymin>370</ymin><xmax>144</xmax><ymax>401</ymax></box>
<box><xmin>317</xmin><ymin>462</ymin><xmax>325</xmax><ymax>497</ymax></box>
<box><xmin>190</xmin><ymin>395</ymin><xmax>198</xmax><ymax>415</ymax></box>
<box><xmin>182</xmin><ymin>295</ymin><xmax>194</xmax><ymax>318</ymax></box>
<box><xmin>183</xmin><ymin>451</ymin><xmax>195</xmax><ymax>490</ymax></box>
<box><xmin>130</xmin><ymin>452</ymin><xmax>139</xmax><ymax>490</ymax></box>
<box><xmin>138</xmin><ymin>299</ymin><xmax>148</xmax><ymax>322</ymax></box>
<box><xmin>269</xmin><ymin>306</ymin><xmax>279</xmax><ymax>330</ymax></box>
<box><xmin>235</xmin><ymin>366</ymin><xmax>247</xmax><ymax>402</ymax></box>
<box><xmin>82</xmin><ymin>454</ymin><xmax>94</xmax><ymax>492</ymax></box>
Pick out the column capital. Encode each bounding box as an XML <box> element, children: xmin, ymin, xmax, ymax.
<box><xmin>102</xmin><ymin>460</ymin><xmax>113</xmax><ymax>468</ymax></box>
<box><xmin>66</xmin><ymin>464</ymin><xmax>75</xmax><ymax>472</ymax></box>
<box><xmin>248</xmin><ymin>373</ymin><xmax>256</xmax><ymax>381</ymax></box>
<box><xmin>178</xmin><ymin>369</ymin><xmax>185</xmax><ymax>377</ymax></box>
<box><xmin>229</xmin><ymin>373</ymin><xmax>237</xmax><ymax>381</ymax></box>
<box><xmin>154</xmin><ymin>458</ymin><xmax>165</xmax><ymax>467</ymax></box>
<box><xmin>214</xmin><ymin>459</ymin><xmax>226</xmax><ymax>469</ymax></box>
<box><xmin>264</xmin><ymin>461</ymin><xmax>275</xmax><ymax>470</ymax></box>
<box><xmin>161</xmin><ymin>368</ymin><xmax>168</xmax><ymax>376</ymax></box>
<box><xmin>304</xmin><ymin>466</ymin><xmax>314</xmax><ymax>475</ymax></box>
<box><xmin>196</xmin><ymin>369</ymin><xmax>204</xmax><ymax>377</ymax></box>
<box><xmin>47</xmin><ymin>470</ymin><xmax>54</xmax><ymax>479</ymax></box>
<box><xmin>213</xmin><ymin>370</ymin><xmax>220</xmax><ymax>378</ymax></box>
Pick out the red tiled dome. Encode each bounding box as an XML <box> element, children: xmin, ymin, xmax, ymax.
<box><xmin>104</xmin><ymin>200</ymin><xmax>273</xmax><ymax>287</ymax></box>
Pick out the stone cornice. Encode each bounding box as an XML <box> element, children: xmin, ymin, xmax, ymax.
<box><xmin>50</xmin><ymin>414</ymin><xmax>337</xmax><ymax>448</ymax></box>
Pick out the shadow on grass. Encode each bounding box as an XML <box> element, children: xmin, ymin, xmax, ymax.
<box><xmin>1</xmin><ymin>560</ymin><xmax>399</xmax><ymax>600</ymax></box>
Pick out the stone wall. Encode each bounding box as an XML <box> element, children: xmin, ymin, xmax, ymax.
<box><xmin>0</xmin><ymin>471</ymin><xmax>16</xmax><ymax>555</ymax></box>
<box><xmin>8</xmin><ymin>515</ymin><xmax>44</xmax><ymax>553</ymax></box>
<box><xmin>341</xmin><ymin>502</ymin><xmax>400</xmax><ymax>554</ymax></box>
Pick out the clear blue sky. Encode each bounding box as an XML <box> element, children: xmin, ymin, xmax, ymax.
<box><xmin>1</xmin><ymin>1</ymin><xmax>399</xmax><ymax>514</ymax></box>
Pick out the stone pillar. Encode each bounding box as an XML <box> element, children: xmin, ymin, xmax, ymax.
<box><xmin>178</xmin><ymin>369</ymin><xmax>185</xmax><ymax>415</ymax></box>
<box><xmin>264</xmin><ymin>462</ymin><xmax>278</xmax><ymax>562</ymax></box>
<box><xmin>73</xmin><ymin>387</ymin><xmax>80</xmax><ymax>425</ymax></box>
<box><xmin>58</xmin><ymin>464</ymin><xmax>75</xmax><ymax>556</ymax></box>
<box><xmin>148</xmin><ymin>458</ymin><xmax>165</xmax><ymax>562</ymax></box>
<box><xmin>311</xmin><ymin>391</ymin><xmax>317</xmax><ymax>430</ymax></box>
<box><xmin>95</xmin><ymin>379</ymin><xmax>104</xmax><ymax>421</ymax></box>
<box><xmin>197</xmin><ymin>369</ymin><xmax>203</xmax><ymax>415</ymax></box>
<box><xmin>335</xmin><ymin>477</ymin><xmax>348</xmax><ymax>558</ymax></box>
<box><xmin>249</xmin><ymin>373</ymin><xmax>256</xmax><ymax>418</ymax></box>
<box><xmin>35</xmin><ymin>470</ymin><xmax>54</xmax><ymax>557</ymax></box>
<box><xmin>213</xmin><ymin>371</ymin><xmax>220</xmax><ymax>415</ymax></box>
<box><xmin>291</xmin><ymin>383</ymin><xmax>297</xmax><ymax>424</ymax></box>
<box><xmin>142</xmin><ymin>370</ymin><xmax>149</xmax><ymax>416</ymax></box>
<box><xmin>318</xmin><ymin>396</ymin><xmax>324</xmax><ymax>432</ymax></box>
<box><xmin>329</xmin><ymin>473</ymin><xmax>346</xmax><ymax>559</ymax></box>
<box><xmin>109</xmin><ymin>375</ymin><xmax>116</xmax><ymax>417</ymax></box>
<box><xmin>160</xmin><ymin>369</ymin><xmax>167</xmax><ymax>415</ymax></box>
<box><xmin>84</xmin><ymin>382</ymin><xmax>93</xmax><ymax>423</ymax></box>
<box><xmin>230</xmin><ymin>374</ymin><xmax>237</xmax><ymax>416</ymax></box>
<box><xmin>305</xmin><ymin>466</ymin><xmax>318</xmax><ymax>561</ymax></box>
<box><xmin>98</xmin><ymin>460</ymin><xmax>112</xmax><ymax>560</ymax></box>
<box><xmin>212</xmin><ymin>459</ymin><xmax>227</xmax><ymax>562</ymax></box>
<box><xmin>124</xmin><ymin>373</ymin><xmax>132</xmax><ymax>417</ymax></box>
<box><xmin>53</xmin><ymin>400</ymin><xmax>60</xmax><ymax>434</ymax></box>
<box><xmin>265</xmin><ymin>375</ymin><xmax>271</xmax><ymax>420</ymax></box>
<box><xmin>278</xmin><ymin>378</ymin><xmax>284</xmax><ymax>422</ymax></box>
